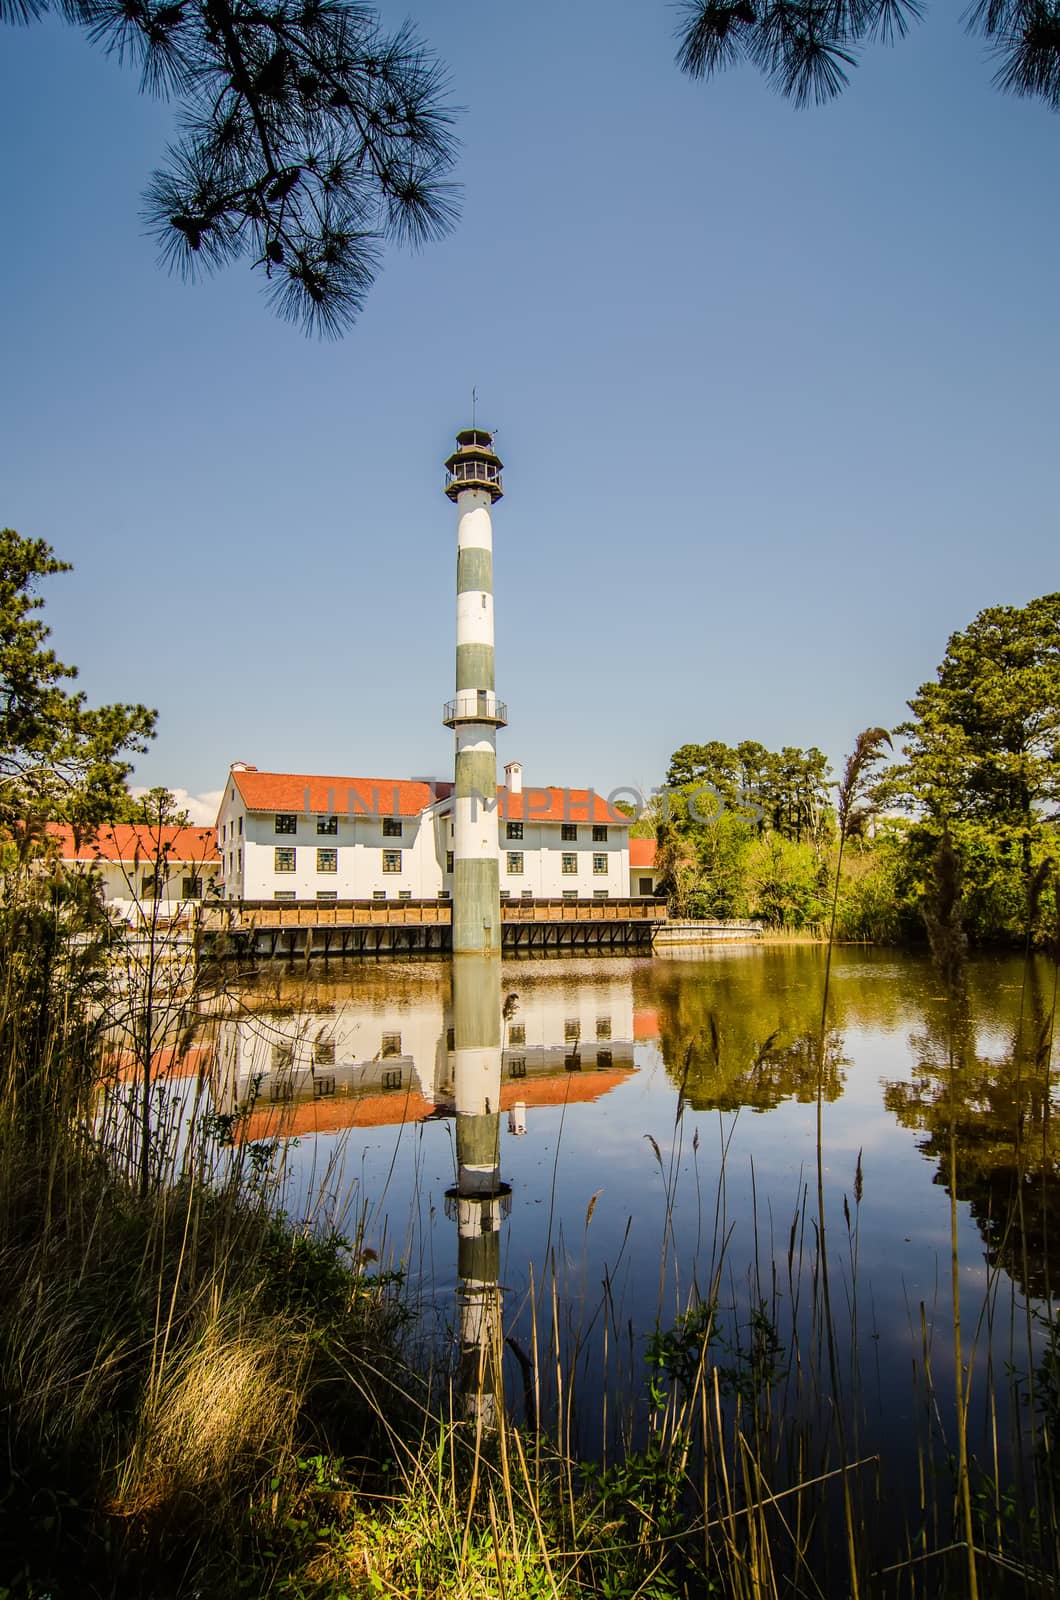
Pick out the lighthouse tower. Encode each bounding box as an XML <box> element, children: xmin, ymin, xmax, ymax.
<box><xmin>443</xmin><ymin>428</ymin><xmax>506</xmax><ymax>956</ymax></box>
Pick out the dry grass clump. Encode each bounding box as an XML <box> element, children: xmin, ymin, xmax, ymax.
<box><xmin>0</xmin><ymin>1117</ymin><xmax>413</xmax><ymax>1596</ymax></box>
<box><xmin>112</xmin><ymin>1306</ymin><xmax>310</xmax><ymax>1520</ymax></box>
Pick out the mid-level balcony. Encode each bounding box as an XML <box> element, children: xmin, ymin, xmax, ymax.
<box><xmin>443</xmin><ymin>690</ymin><xmax>508</xmax><ymax>728</ymax></box>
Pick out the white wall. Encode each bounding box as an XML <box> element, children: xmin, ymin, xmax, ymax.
<box><xmin>214</xmin><ymin>787</ymin><xmax>631</xmax><ymax>901</ymax></box>
<box><xmin>72</xmin><ymin>859</ymin><xmax>221</xmax><ymax>918</ymax></box>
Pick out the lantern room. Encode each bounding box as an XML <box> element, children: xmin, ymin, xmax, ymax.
<box><xmin>444</xmin><ymin>428</ymin><xmax>504</xmax><ymax>502</ymax></box>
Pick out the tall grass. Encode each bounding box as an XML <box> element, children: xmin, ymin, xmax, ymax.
<box><xmin>3</xmin><ymin>843</ymin><xmax>1059</xmax><ymax>1597</ymax></box>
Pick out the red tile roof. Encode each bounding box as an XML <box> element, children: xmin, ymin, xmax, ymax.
<box><xmin>104</xmin><ymin>1044</ymin><xmax>215</xmax><ymax>1083</ymax></box>
<box><xmin>226</xmin><ymin>771</ymin><xmax>628</xmax><ymax>828</ymax></box>
<box><xmin>500</xmin><ymin>1071</ymin><xmax>633</xmax><ymax>1108</ymax></box>
<box><xmin>497</xmin><ymin>788</ymin><xmax>628</xmax><ymax>825</ymax></box>
<box><xmin>633</xmin><ymin>1008</ymin><xmax>660</xmax><ymax>1041</ymax></box>
<box><xmin>229</xmin><ymin>770</ymin><xmax>451</xmax><ymax>818</ymax></box>
<box><xmin>629</xmin><ymin>838</ymin><xmax>657</xmax><ymax>869</ymax></box>
<box><xmin>237</xmin><ymin>1068</ymin><xmax>635</xmax><ymax>1140</ymax></box>
<box><xmin>239</xmin><ymin>1091</ymin><xmax>436</xmax><ymax>1140</ymax></box>
<box><xmin>49</xmin><ymin>824</ymin><xmax>220</xmax><ymax>865</ymax></box>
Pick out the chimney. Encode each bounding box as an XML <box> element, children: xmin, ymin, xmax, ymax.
<box><xmin>504</xmin><ymin>760</ymin><xmax>523</xmax><ymax>794</ymax></box>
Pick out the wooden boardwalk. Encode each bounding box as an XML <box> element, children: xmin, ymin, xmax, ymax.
<box><xmin>200</xmin><ymin>897</ymin><xmax>667</xmax><ymax>959</ymax></box>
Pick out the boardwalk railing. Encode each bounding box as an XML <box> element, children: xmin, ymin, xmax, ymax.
<box><xmin>199</xmin><ymin>897</ymin><xmax>668</xmax><ymax>958</ymax></box>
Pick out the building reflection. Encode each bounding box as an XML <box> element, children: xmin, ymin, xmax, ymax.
<box><xmin>209</xmin><ymin>966</ymin><xmax>636</xmax><ymax>1421</ymax></box>
<box><xmin>213</xmin><ymin>970</ymin><xmax>635</xmax><ymax>1137</ymax></box>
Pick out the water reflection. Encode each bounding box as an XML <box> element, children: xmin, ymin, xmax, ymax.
<box><xmin>209</xmin><ymin>960</ymin><xmax>637</xmax><ymax>1421</ymax></box>
<box><xmin>883</xmin><ymin>965</ymin><xmax>1060</xmax><ymax>1300</ymax></box>
<box><xmin>110</xmin><ymin>947</ymin><xmax>1060</xmax><ymax>1467</ymax></box>
<box><xmin>213</xmin><ymin>965</ymin><xmax>636</xmax><ymax>1138</ymax></box>
<box><xmin>446</xmin><ymin>955</ymin><xmax>509</xmax><ymax>1426</ymax></box>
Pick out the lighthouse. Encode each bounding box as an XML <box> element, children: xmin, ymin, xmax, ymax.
<box><xmin>443</xmin><ymin>428</ymin><xmax>506</xmax><ymax>956</ymax></box>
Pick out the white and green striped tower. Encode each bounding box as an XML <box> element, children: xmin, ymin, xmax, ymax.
<box><xmin>443</xmin><ymin>428</ymin><xmax>507</xmax><ymax>956</ymax></box>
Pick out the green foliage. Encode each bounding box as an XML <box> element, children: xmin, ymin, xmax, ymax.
<box><xmin>891</xmin><ymin>593</ymin><xmax>1060</xmax><ymax>838</ymax></box>
<box><xmin>646</xmin><ymin>1297</ymin><xmax>785</xmax><ymax>1409</ymax></box>
<box><xmin>0</xmin><ymin>529</ymin><xmax>155</xmax><ymax>835</ymax></box>
<box><xmin>664</xmin><ymin>737</ymin><xmax>832</xmax><ymax>845</ymax></box>
<box><xmin>743</xmin><ymin>830</ymin><xmax>830</xmax><ymax>928</ymax></box>
<box><xmin>676</xmin><ymin>0</ymin><xmax>1060</xmax><ymax>114</ymax></box>
<box><xmin>4</xmin><ymin>0</ymin><xmax>458</xmax><ymax>336</ymax></box>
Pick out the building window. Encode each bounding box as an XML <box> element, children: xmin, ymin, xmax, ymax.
<box><xmin>382</xmin><ymin>1067</ymin><xmax>403</xmax><ymax>1091</ymax></box>
<box><xmin>596</xmin><ymin>1018</ymin><xmax>612</xmax><ymax>1040</ymax></box>
<box><xmin>561</xmin><ymin>853</ymin><xmax>577</xmax><ymax>875</ymax></box>
<box><xmin>564</xmin><ymin>1019</ymin><xmax>580</xmax><ymax>1042</ymax></box>
<box><xmin>593</xmin><ymin>825</ymin><xmax>608</xmax><ymax>843</ymax></box>
<box><xmin>594</xmin><ymin>889</ymin><xmax>608</xmax><ymax>899</ymax></box>
<box><xmin>238</xmin><ymin>816</ymin><xmax>243</xmax><ymax>835</ymax></box>
<box><xmin>446</xmin><ymin>850</ymin><xmax>454</xmax><ymax>873</ymax></box>
<box><xmin>373</xmin><ymin>890</ymin><xmax>386</xmax><ymax>901</ymax></box>
<box><xmin>639</xmin><ymin>876</ymin><xmax>654</xmax><ymax>896</ymax></box>
<box><xmin>314</xmin><ymin>1040</ymin><xmax>335</xmax><ymax>1066</ymax></box>
<box><xmin>381</xmin><ymin>1033</ymin><xmax>402</xmax><ymax>1058</ymax></box>
<box><xmin>275</xmin><ymin>813</ymin><xmax>296</xmax><ymax>835</ymax></box>
<box><xmin>182</xmin><ymin>876</ymin><xmax>203</xmax><ymax>900</ymax></box>
<box><xmin>593</xmin><ymin>854</ymin><xmax>608</xmax><ymax>875</ymax></box>
<box><xmin>506</xmin><ymin>821</ymin><xmax>523</xmax><ymax>840</ymax></box>
<box><xmin>314</xmin><ymin>1076</ymin><xmax>336</xmax><ymax>1098</ymax></box>
<box><xmin>521</xmin><ymin>889</ymin><xmax>533</xmax><ymax>899</ymax></box>
<box><xmin>274</xmin><ymin>890</ymin><xmax>296</xmax><ymax>901</ymax></box>
<box><xmin>316</xmin><ymin>891</ymin><xmax>337</xmax><ymax>902</ymax></box>
<box><xmin>141</xmin><ymin>873</ymin><xmax>159</xmax><ymax>899</ymax></box>
<box><xmin>438</xmin><ymin>889</ymin><xmax>450</xmax><ymax>899</ymax></box>
<box><xmin>561</xmin><ymin>823</ymin><xmax>577</xmax><ymax>842</ymax></box>
<box><xmin>383</xmin><ymin>817</ymin><xmax>403</xmax><ymax>838</ymax></box>
<box><xmin>275</xmin><ymin>847</ymin><xmax>296</xmax><ymax>873</ymax></box>
<box><xmin>446</xmin><ymin>1026</ymin><xmax>455</xmax><ymax>1051</ymax></box>
<box><xmin>565</xmin><ymin>1052</ymin><xmax>581</xmax><ymax>1072</ymax></box>
<box><xmin>382</xmin><ymin>850</ymin><xmax>401</xmax><ymax>873</ymax></box>
<box><xmin>317</xmin><ymin>815</ymin><xmax>337</xmax><ymax>835</ymax></box>
<box><xmin>500</xmin><ymin>889</ymin><xmax>511</xmax><ymax>899</ymax></box>
<box><xmin>508</xmin><ymin>1056</ymin><xmax>526</xmax><ymax>1079</ymax></box>
<box><xmin>507</xmin><ymin>851</ymin><xmax>524</xmax><ymax>875</ymax></box>
<box><xmin>598</xmin><ymin>1048</ymin><xmax>613</xmax><ymax>1070</ymax></box>
<box><xmin>316</xmin><ymin>848</ymin><xmax>337</xmax><ymax>873</ymax></box>
<box><xmin>398</xmin><ymin>890</ymin><xmax>412</xmax><ymax>900</ymax></box>
<box><xmin>270</xmin><ymin>1076</ymin><xmax>294</xmax><ymax>1102</ymax></box>
<box><xmin>509</xmin><ymin>1023</ymin><xmax>525</xmax><ymax>1046</ymax></box>
<box><xmin>271</xmin><ymin>1043</ymin><xmax>293</xmax><ymax>1073</ymax></box>
<box><xmin>562</xmin><ymin>890</ymin><xmax>578</xmax><ymax>901</ymax></box>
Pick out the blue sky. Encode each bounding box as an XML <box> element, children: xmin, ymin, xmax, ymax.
<box><xmin>2</xmin><ymin>0</ymin><xmax>1058</xmax><ymax>819</ymax></box>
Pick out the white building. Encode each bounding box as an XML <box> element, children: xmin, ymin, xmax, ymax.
<box><xmin>214</xmin><ymin>759</ymin><xmax>632</xmax><ymax>903</ymax></box>
<box><xmin>50</xmin><ymin>823</ymin><xmax>221</xmax><ymax>919</ymax></box>
<box><xmin>629</xmin><ymin>837</ymin><xmax>662</xmax><ymax>898</ymax></box>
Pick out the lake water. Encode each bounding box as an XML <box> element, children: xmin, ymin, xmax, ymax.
<box><xmin>137</xmin><ymin>942</ymin><xmax>1059</xmax><ymax>1561</ymax></box>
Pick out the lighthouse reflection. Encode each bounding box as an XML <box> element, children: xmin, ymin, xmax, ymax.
<box><xmin>445</xmin><ymin>955</ymin><xmax>510</xmax><ymax>1426</ymax></box>
<box><xmin>210</xmin><ymin>962</ymin><xmax>636</xmax><ymax>1418</ymax></box>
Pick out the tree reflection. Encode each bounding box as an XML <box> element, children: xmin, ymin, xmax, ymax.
<box><xmin>650</xmin><ymin>950</ymin><xmax>847</xmax><ymax>1112</ymax></box>
<box><xmin>884</xmin><ymin>962</ymin><xmax>1059</xmax><ymax>1299</ymax></box>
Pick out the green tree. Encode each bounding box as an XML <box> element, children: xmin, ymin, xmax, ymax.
<box><xmin>675</xmin><ymin>0</ymin><xmax>1060</xmax><ymax>112</ymax></box>
<box><xmin>665</xmin><ymin>740</ymin><xmax>741</xmax><ymax>803</ymax></box>
<box><xmin>768</xmin><ymin>744</ymin><xmax>831</xmax><ymax>846</ymax></box>
<box><xmin>0</xmin><ymin>529</ymin><xmax>155</xmax><ymax>837</ymax></box>
<box><xmin>890</xmin><ymin>593</ymin><xmax>1060</xmax><ymax>874</ymax></box>
<box><xmin>4</xmin><ymin>0</ymin><xmax>457</xmax><ymax>336</ymax></box>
